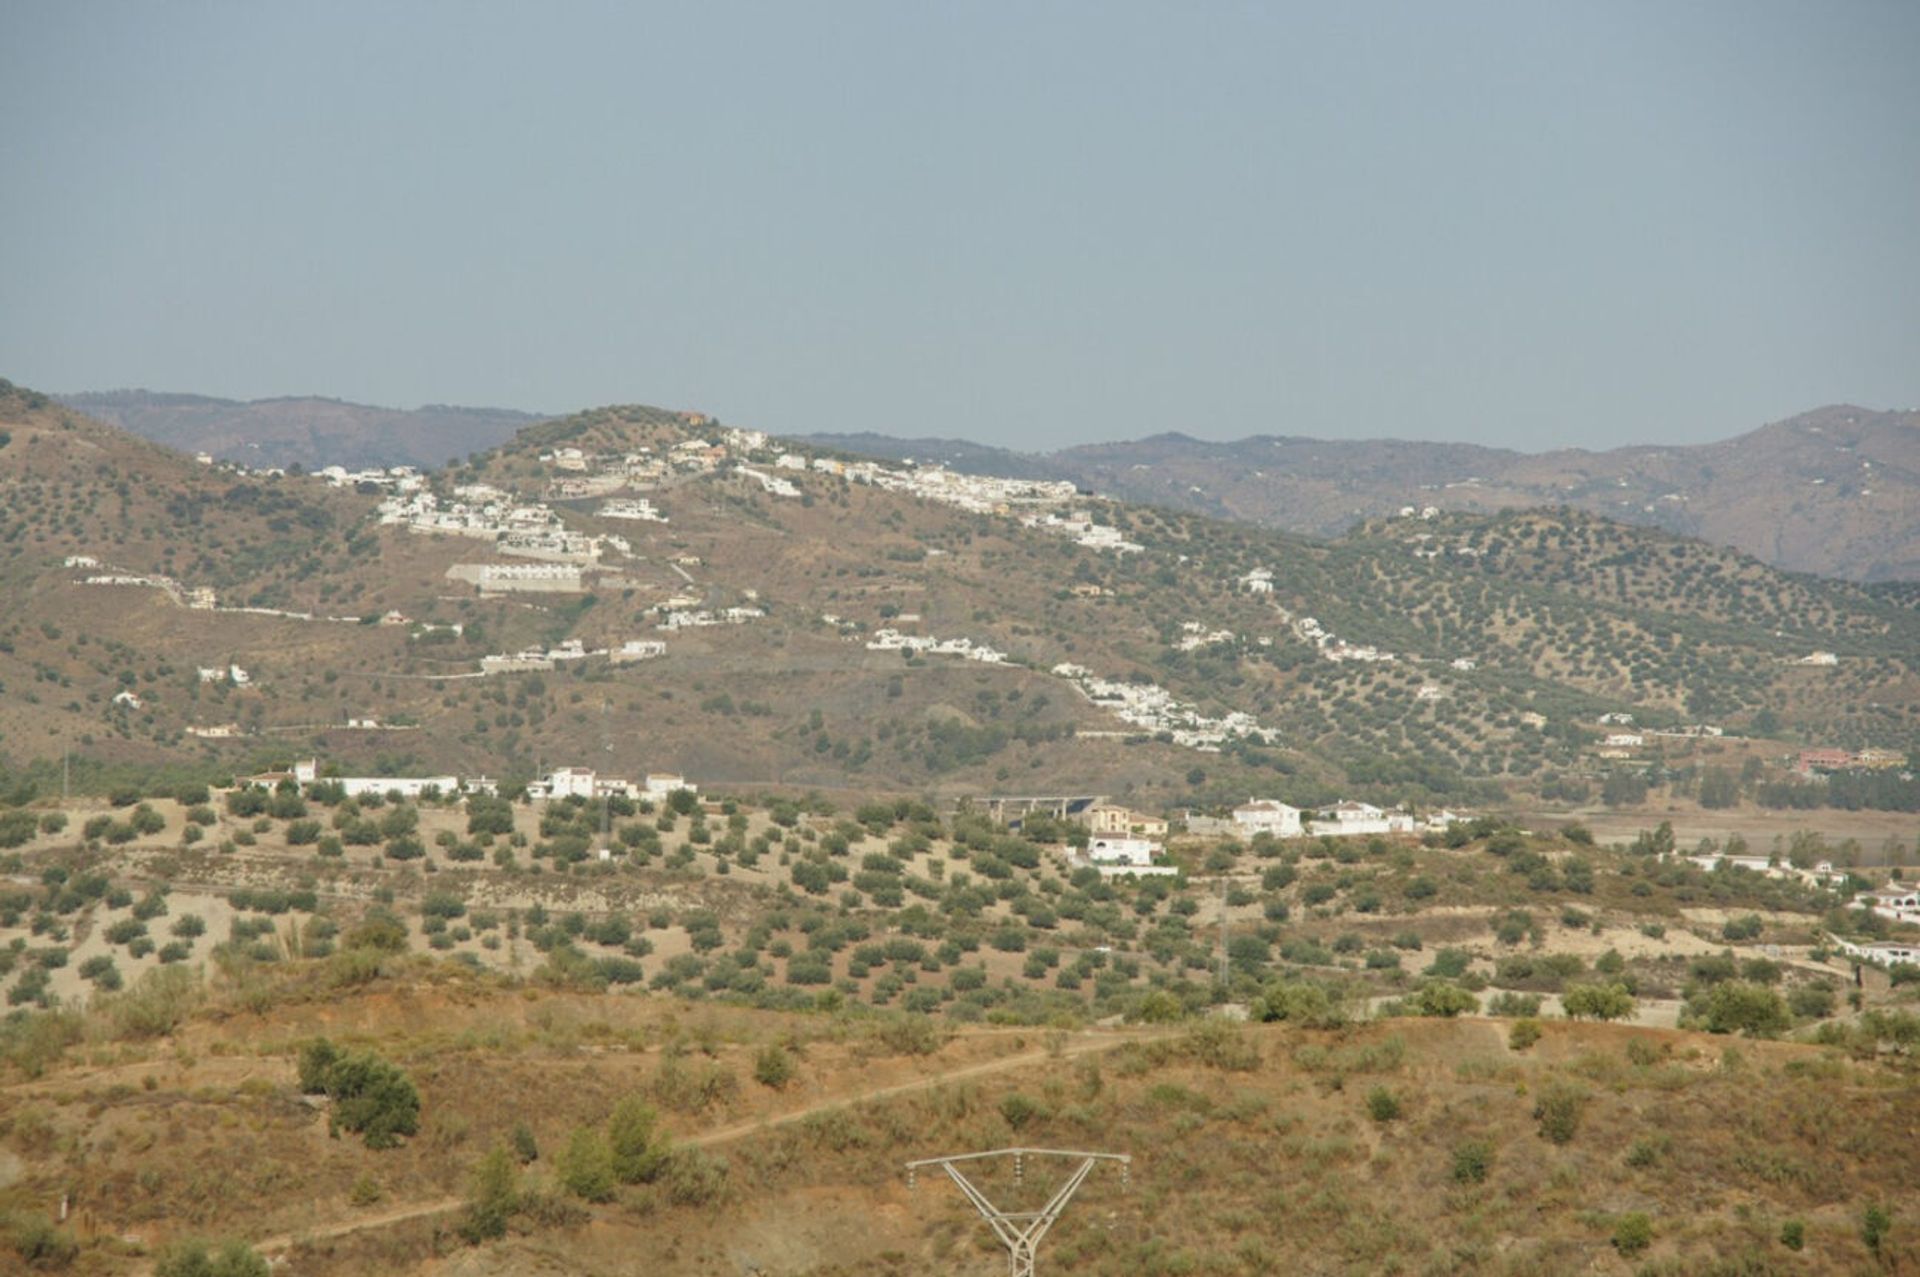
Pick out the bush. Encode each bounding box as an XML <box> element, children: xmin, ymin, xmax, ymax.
<box><xmin>1365</xmin><ymin>1086</ymin><xmax>1401</xmax><ymax>1122</ymax></box>
<box><xmin>1508</xmin><ymin>1018</ymin><xmax>1542</xmax><ymax>1051</ymax></box>
<box><xmin>660</xmin><ymin>1147</ymin><xmax>728</xmax><ymax>1206</ymax></box>
<box><xmin>1533</xmin><ymin>1081</ymin><xmax>1586</xmax><ymax>1145</ymax></box>
<box><xmin>558</xmin><ymin>1126</ymin><xmax>616</xmax><ymax>1201</ymax></box>
<box><xmin>1000</xmin><ymin>1093</ymin><xmax>1043</xmax><ymax>1130</ymax></box>
<box><xmin>1862</xmin><ymin>1203</ymin><xmax>1892</xmax><ymax>1257</ymax></box>
<box><xmin>1562</xmin><ymin>982</ymin><xmax>1636</xmax><ymax>1022</ymax></box>
<box><xmin>1410</xmin><ymin>982</ymin><xmax>1477</xmax><ymax>1017</ymax></box>
<box><xmin>1779</xmin><ymin>1219</ymin><xmax>1804</xmax><ymax>1251</ymax></box>
<box><xmin>753</xmin><ymin>1043</ymin><xmax>795</xmax><ymax>1089</ymax></box>
<box><xmin>1612</xmin><ymin>1212</ymin><xmax>1653</xmax><ymax>1257</ymax></box>
<box><xmin>608</xmin><ymin>1095</ymin><xmax>670</xmax><ymax>1184</ymax></box>
<box><xmin>103</xmin><ymin>965</ymin><xmax>202</xmax><ymax>1038</ymax></box>
<box><xmin>154</xmin><ymin>1238</ymin><xmax>270</xmax><ymax>1277</ymax></box>
<box><xmin>459</xmin><ymin>1142</ymin><xmax>520</xmax><ymax>1243</ymax></box>
<box><xmin>299</xmin><ymin>1038</ymin><xmax>420</xmax><ymax>1148</ymax></box>
<box><xmin>5</xmin><ymin>1212</ymin><xmax>79</xmax><ymax>1267</ymax></box>
<box><xmin>1451</xmin><ymin>1139</ymin><xmax>1493</xmax><ymax>1184</ymax></box>
<box><xmin>1702</xmin><ymin>982</ymin><xmax>1791</xmax><ymax>1038</ymax></box>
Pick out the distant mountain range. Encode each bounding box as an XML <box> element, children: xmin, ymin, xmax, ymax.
<box><xmin>57</xmin><ymin>390</ymin><xmax>545</xmax><ymax>472</ymax></box>
<box><xmin>56</xmin><ymin>389</ymin><xmax>1919</xmax><ymax>581</ymax></box>
<box><xmin>806</xmin><ymin>405</ymin><xmax>1920</xmax><ymax>583</ymax></box>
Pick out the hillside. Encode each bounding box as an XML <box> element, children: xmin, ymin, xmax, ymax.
<box><xmin>59</xmin><ymin>389</ymin><xmax>544</xmax><ymax>471</ymax></box>
<box><xmin>3</xmin><ymin>382</ymin><xmax>1918</xmax><ymax>821</ymax></box>
<box><xmin>807</xmin><ymin>404</ymin><xmax>1920</xmax><ymax>582</ymax></box>
<box><xmin>2</xmin><ymin>779</ymin><xmax>1919</xmax><ymax>1275</ymax></box>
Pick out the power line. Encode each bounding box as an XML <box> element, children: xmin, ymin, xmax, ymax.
<box><xmin>905</xmin><ymin>1147</ymin><xmax>1130</xmax><ymax>1277</ymax></box>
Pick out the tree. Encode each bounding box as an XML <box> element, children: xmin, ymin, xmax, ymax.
<box><xmin>459</xmin><ymin>1142</ymin><xmax>520</xmax><ymax>1243</ymax></box>
<box><xmin>1562</xmin><ymin>982</ymin><xmax>1637</xmax><ymax>1022</ymax></box>
<box><xmin>607</xmin><ymin>1095</ymin><xmax>670</xmax><ymax>1184</ymax></box>
<box><xmin>1702</xmin><ymin>982</ymin><xmax>1790</xmax><ymax>1038</ymax></box>
<box><xmin>300</xmin><ymin>1038</ymin><xmax>420</xmax><ymax>1148</ymax></box>
<box><xmin>559</xmin><ymin>1126</ymin><xmax>617</xmax><ymax>1201</ymax></box>
<box><xmin>1411</xmin><ymin>982</ymin><xmax>1478</xmax><ymax>1018</ymax></box>
<box><xmin>753</xmin><ymin>1043</ymin><xmax>795</xmax><ymax>1089</ymax></box>
<box><xmin>1698</xmin><ymin>768</ymin><xmax>1739</xmax><ymax>810</ymax></box>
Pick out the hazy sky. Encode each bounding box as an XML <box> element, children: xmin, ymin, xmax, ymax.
<box><xmin>2</xmin><ymin>3</ymin><xmax>1916</xmax><ymax>451</ymax></box>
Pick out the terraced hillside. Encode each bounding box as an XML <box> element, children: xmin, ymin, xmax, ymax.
<box><xmin>3</xmin><ymin>381</ymin><xmax>1917</xmax><ymax>818</ymax></box>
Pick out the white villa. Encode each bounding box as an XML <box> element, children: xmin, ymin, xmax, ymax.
<box><xmin>1232</xmin><ymin>800</ymin><xmax>1303</xmax><ymax>838</ymax></box>
<box><xmin>1315</xmin><ymin>801</ymin><xmax>1416</xmax><ymax>837</ymax></box>
<box><xmin>1073</xmin><ymin>835</ymin><xmax>1178</xmax><ymax>878</ymax></box>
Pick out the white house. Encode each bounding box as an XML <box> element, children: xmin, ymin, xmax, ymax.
<box><xmin>1603</xmin><ymin>732</ymin><xmax>1644</xmax><ymax>749</ymax></box>
<box><xmin>112</xmin><ymin>690</ymin><xmax>142</xmax><ymax>709</ymax></box>
<box><xmin>1075</xmin><ymin>836</ymin><xmax>1177</xmax><ymax>878</ymax></box>
<box><xmin>645</xmin><ymin>773</ymin><xmax>696</xmax><ymax>800</ymax></box>
<box><xmin>1232</xmin><ymin>800</ymin><xmax>1303</xmax><ymax>838</ymax></box>
<box><xmin>1316</xmin><ymin>801</ymin><xmax>1415</xmax><ymax>837</ymax></box>
<box><xmin>338</xmin><ymin>775</ymin><xmax>459</xmax><ymax>799</ymax></box>
<box><xmin>1829</xmin><ymin>935</ymin><xmax>1920</xmax><ymax>968</ymax></box>
<box><xmin>1861</xmin><ymin>885</ymin><xmax>1920</xmax><ymax>924</ymax></box>
<box><xmin>228</xmin><ymin>664</ymin><xmax>252</xmax><ymax>687</ymax></box>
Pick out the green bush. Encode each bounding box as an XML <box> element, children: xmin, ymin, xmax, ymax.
<box><xmin>1533</xmin><ymin>1080</ymin><xmax>1586</xmax><ymax>1145</ymax></box>
<box><xmin>1562</xmin><ymin>982</ymin><xmax>1636</xmax><ymax>1022</ymax></box>
<box><xmin>153</xmin><ymin>1238</ymin><xmax>270</xmax><ymax>1277</ymax></box>
<box><xmin>608</xmin><ymin>1095</ymin><xmax>670</xmax><ymax>1184</ymax></box>
<box><xmin>298</xmin><ymin>1038</ymin><xmax>419</xmax><ymax>1148</ymax></box>
<box><xmin>1508</xmin><ymin>1018</ymin><xmax>1542</xmax><ymax>1051</ymax></box>
<box><xmin>459</xmin><ymin>1142</ymin><xmax>520</xmax><ymax>1243</ymax></box>
<box><xmin>753</xmin><ymin>1043</ymin><xmax>795</xmax><ymax>1089</ymax></box>
<box><xmin>5</xmin><ymin>1212</ymin><xmax>79</xmax><ymax>1267</ymax></box>
<box><xmin>558</xmin><ymin>1126</ymin><xmax>616</xmax><ymax>1201</ymax></box>
<box><xmin>1451</xmin><ymin>1139</ymin><xmax>1493</xmax><ymax>1184</ymax></box>
<box><xmin>1365</xmin><ymin>1086</ymin><xmax>1401</xmax><ymax>1122</ymax></box>
<box><xmin>1612</xmin><ymin>1212</ymin><xmax>1653</xmax><ymax>1256</ymax></box>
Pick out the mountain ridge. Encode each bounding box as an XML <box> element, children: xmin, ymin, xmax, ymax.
<box><xmin>806</xmin><ymin>404</ymin><xmax>1920</xmax><ymax>582</ymax></box>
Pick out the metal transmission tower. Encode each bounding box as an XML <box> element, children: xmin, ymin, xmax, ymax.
<box><xmin>905</xmin><ymin>1147</ymin><xmax>1130</xmax><ymax>1277</ymax></box>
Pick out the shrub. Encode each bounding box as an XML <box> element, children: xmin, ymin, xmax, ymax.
<box><xmin>153</xmin><ymin>1238</ymin><xmax>270</xmax><ymax>1277</ymax></box>
<box><xmin>660</xmin><ymin>1147</ymin><xmax>728</xmax><ymax>1206</ymax></box>
<box><xmin>5</xmin><ymin>1212</ymin><xmax>79</xmax><ymax>1267</ymax></box>
<box><xmin>1365</xmin><ymin>1086</ymin><xmax>1401</xmax><ymax>1122</ymax></box>
<box><xmin>299</xmin><ymin>1038</ymin><xmax>420</xmax><ymax>1148</ymax></box>
<box><xmin>1702</xmin><ymin>982</ymin><xmax>1790</xmax><ymax>1038</ymax></box>
<box><xmin>1612</xmin><ymin>1212</ymin><xmax>1653</xmax><ymax>1257</ymax></box>
<box><xmin>103</xmin><ymin>965</ymin><xmax>202</xmax><ymax>1038</ymax></box>
<box><xmin>511</xmin><ymin>1122</ymin><xmax>539</xmax><ymax>1164</ymax></box>
<box><xmin>1451</xmin><ymin>1139</ymin><xmax>1493</xmax><ymax>1184</ymax></box>
<box><xmin>1508</xmin><ymin>1018</ymin><xmax>1542</xmax><ymax>1051</ymax></box>
<box><xmin>1252</xmin><ymin>978</ymin><xmax>1346</xmax><ymax>1028</ymax></box>
<box><xmin>1000</xmin><ymin>1093</ymin><xmax>1042</xmax><ymax>1130</ymax></box>
<box><xmin>459</xmin><ymin>1142</ymin><xmax>520</xmax><ymax>1243</ymax></box>
<box><xmin>1562</xmin><ymin>982</ymin><xmax>1636</xmax><ymax>1022</ymax></box>
<box><xmin>1533</xmin><ymin>1081</ymin><xmax>1586</xmax><ymax>1145</ymax></box>
<box><xmin>608</xmin><ymin>1095</ymin><xmax>670</xmax><ymax>1184</ymax></box>
<box><xmin>1410</xmin><ymin>982</ymin><xmax>1477</xmax><ymax>1017</ymax></box>
<box><xmin>558</xmin><ymin>1126</ymin><xmax>616</xmax><ymax>1201</ymax></box>
<box><xmin>1862</xmin><ymin>1203</ymin><xmax>1892</xmax><ymax>1257</ymax></box>
<box><xmin>1779</xmin><ymin>1219</ymin><xmax>1804</xmax><ymax>1251</ymax></box>
<box><xmin>753</xmin><ymin>1043</ymin><xmax>795</xmax><ymax>1089</ymax></box>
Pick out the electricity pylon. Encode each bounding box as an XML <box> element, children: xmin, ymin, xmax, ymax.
<box><xmin>905</xmin><ymin>1147</ymin><xmax>1130</xmax><ymax>1277</ymax></box>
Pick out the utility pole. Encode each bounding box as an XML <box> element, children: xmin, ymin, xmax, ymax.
<box><xmin>906</xmin><ymin>1148</ymin><xmax>1129</xmax><ymax>1277</ymax></box>
<box><xmin>600</xmin><ymin>698</ymin><xmax>612</xmax><ymax>852</ymax></box>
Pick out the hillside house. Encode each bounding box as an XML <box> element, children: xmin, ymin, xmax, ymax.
<box><xmin>112</xmin><ymin>690</ymin><xmax>142</xmax><ymax>709</ymax></box>
<box><xmin>1796</xmin><ymin>651</ymin><xmax>1839</xmax><ymax>666</ymax></box>
<box><xmin>1603</xmin><ymin>732</ymin><xmax>1644</xmax><ymax>749</ymax></box>
<box><xmin>1084</xmin><ymin>803</ymin><xmax>1169</xmax><ymax>837</ymax></box>
<box><xmin>1232</xmin><ymin>800</ymin><xmax>1302</xmax><ymax>838</ymax></box>
<box><xmin>1797</xmin><ymin>748</ymin><xmax>1855</xmax><ymax>774</ymax></box>
<box><xmin>1861</xmin><ymin>885</ymin><xmax>1920</xmax><ymax>924</ymax></box>
<box><xmin>645</xmin><ymin>773</ymin><xmax>696</xmax><ymax>800</ymax></box>
<box><xmin>1070</xmin><ymin>835</ymin><xmax>1178</xmax><ymax>878</ymax></box>
<box><xmin>1316</xmin><ymin>801</ymin><xmax>1415</xmax><ymax>837</ymax></box>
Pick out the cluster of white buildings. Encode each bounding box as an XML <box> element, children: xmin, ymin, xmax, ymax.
<box><xmin>252</xmin><ymin>758</ymin><xmax>491</xmax><ymax>799</ymax></box>
<box><xmin>736</xmin><ymin>466</ymin><xmax>801</xmax><ymax>498</ymax></box>
<box><xmin>1673</xmin><ymin>851</ymin><xmax>1847</xmax><ymax>891</ymax></box>
<box><xmin>808</xmin><ymin>456</ymin><xmax>1078</xmax><ymax>517</ymax></box>
<box><xmin>1225</xmin><ymin>799</ymin><xmax>1457</xmax><ymax>840</ymax></box>
<box><xmin>865</xmin><ymin>628</ymin><xmax>1009</xmax><ymax>663</ymax></box>
<box><xmin>1052</xmin><ymin>663</ymin><xmax>1275</xmax><ymax>752</ymax></box>
<box><xmin>1292</xmin><ymin>616</ymin><xmax>1395</xmax><ymax>664</ymax></box>
<box><xmin>656</xmin><ymin>606</ymin><xmax>765</xmax><ymax>632</ymax></box>
<box><xmin>598</xmin><ymin>498</ymin><xmax>668</xmax><ymax>522</ymax></box>
<box><xmin>1828</xmin><ymin>935</ymin><xmax>1919</xmax><ymax>969</ymax></box>
<box><xmin>526</xmin><ymin>767</ymin><xmax>696</xmax><ymax>803</ymax></box>
<box><xmin>316</xmin><ymin>465</ymin><xmax>423</xmax><ymax>491</ymax></box>
<box><xmin>198</xmin><ymin>664</ymin><xmax>252</xmax><ymax>686</ymax></box>
<box><xmin>1175</xmin><ymin>622</ymin><xmax>1236</xmax><ymax>652</ymax></box>
<box><xmin>1021</xmin><ymin>510</ymin><xmax>1144</xmax><ymax>554</ymax></box>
